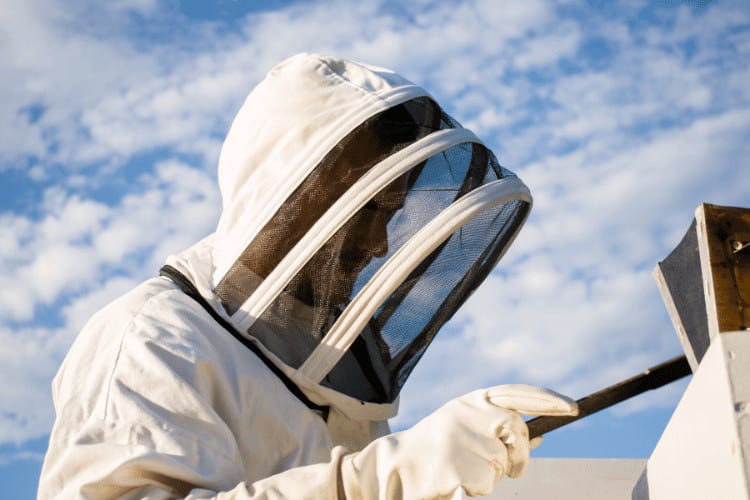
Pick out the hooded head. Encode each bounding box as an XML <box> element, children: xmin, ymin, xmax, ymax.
<box><xmin>209</xmin><ymin>53</ymin><xmax>531</xmax><ymax>420</ymax></box>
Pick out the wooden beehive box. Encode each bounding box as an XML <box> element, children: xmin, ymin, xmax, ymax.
<box><xmin>654</xmin><ymin>203</ymin><xmax>750</xmax><ymax>371</ymax></box>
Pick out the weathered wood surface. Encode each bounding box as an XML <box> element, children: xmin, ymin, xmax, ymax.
<box><xmin>696</xmin><ymin>203</ymin><xmax>750</xmax><ymax>336</ymax></box>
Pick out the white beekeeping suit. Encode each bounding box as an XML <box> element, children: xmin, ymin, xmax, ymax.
<box><xmin>39</xmin><ymin>53</ymin><xmax>577</xmax><ymax>499</ymax></box>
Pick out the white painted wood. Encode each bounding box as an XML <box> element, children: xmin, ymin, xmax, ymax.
<box><xmin>635</xmin><ymin>330</ymin><xmax>750</xmax><ymax>499</ymax></box>
<box><xmin>695</xmin><ymin>204</ymin><xmax>721</xmax><ymax>341</ymax></box>
<box><xmin>466</xmin><ymin>458</ymin><xmax>646</xmax><ymax>499</ymax></box>
<box><xmin>653</xmin><ymin>263</ymin><xmax>700</xmax><ymax>371</ymax></box>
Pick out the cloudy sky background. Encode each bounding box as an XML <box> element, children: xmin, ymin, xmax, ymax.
<box><xmin>1</xmin><ymin>0</ymin><xmax>749</xmax><ymax>496</ymax></box>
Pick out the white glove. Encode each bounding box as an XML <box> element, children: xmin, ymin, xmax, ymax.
<box><xmin>340</xmin><ymin>384</ymin><xmax>578</xmax><ymax>499</ymax></box>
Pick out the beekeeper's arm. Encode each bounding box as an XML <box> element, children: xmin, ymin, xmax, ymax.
<box><xmin>198</xmin><ymin>385</ymin><xmax>576</xmax><ymax>499</ymax></box>
<box><xmin>46</xmin><ymin>379</ymin><xmax>574</xmax><ymax>499</ymax></box>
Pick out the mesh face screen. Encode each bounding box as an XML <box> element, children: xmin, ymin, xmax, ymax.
<box><xmin>215</xmin><ymin>97</ymin><xmax>529</xmax><ymax>404</ymax></box>
<box><xmin>250</xmin><ymin>140</ymin><xmax>528</xmax><ymax>403</ymax></box>
<box><xmin>215</xmin><ymin>97</ymin><xmax>455</xmax><ymax>315</ymax></box>
<box><xmin>322</xmin><ymin>151</ymin><xmax>528</xmax><ymax>403</ymax></box>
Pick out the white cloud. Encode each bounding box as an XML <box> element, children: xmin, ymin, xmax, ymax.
<box><xmin>0</xmin><ymin>159</ymin><xmax>218</xmax><ymax>323</ymax></box>
<box><xmin>512</xmin><ymin>22</ymin><xmax>582</xmax><ymax>70</ymax></box>
<box><xmin>0</xmin><ymin>0</ymin><xmax>576</xmax><ymax>176</ymax></box>
<box><xmin>109</xmin><ymin>0</ymin><xmax>161</xmax><ymax>15</ymax></box>
<box><xmin>0</xmin><ymin>0</ymin><xmax>160</xmax><ymax>166</ymax></box>
<box><xmin>39</xmin><ymin>196</ymin><xmax>110</xmax><ymax>245</ymax></box>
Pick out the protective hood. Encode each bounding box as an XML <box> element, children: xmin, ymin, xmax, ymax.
<box><xmin>187</xmin><ymin>53</ymin><xmax>531</xmax><ymax>421</ymax></box>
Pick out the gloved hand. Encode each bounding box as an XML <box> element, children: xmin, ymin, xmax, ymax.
<box><xmin>339</xmin><ymin>384</ymin><xmax>578</xmax><ymax>500</ymax></box>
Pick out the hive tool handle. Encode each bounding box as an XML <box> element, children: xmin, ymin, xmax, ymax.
<box><xmin>527</xmin><ymin>355</ymin><xmax>691</xmax><ymax>439</ymax></box>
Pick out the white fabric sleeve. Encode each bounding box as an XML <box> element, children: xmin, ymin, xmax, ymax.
<box><xmin>95</xmin><ymin>447</ymin><xmax>349</xmax><ymax>500</ymax></box>
<box><xmin>43</xmin><ymin>449</ymin><xmax>347</xmax><ymax>499</ymax></box>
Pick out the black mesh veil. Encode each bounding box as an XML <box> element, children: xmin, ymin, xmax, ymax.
<box><xmin>214</xmin><ymin>98</ymin><xmax>530</xmax><ymax>405</ymax></box>
<box><xmin>318</xmin><ymin>147</ymin><xmax>528</xmax><ymax>403</ymax></box>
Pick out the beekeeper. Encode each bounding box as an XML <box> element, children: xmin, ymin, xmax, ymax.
<box><xmin>39</xmin><ymin>53</ymin><xmax>577</xmax><ymax>499</ymax></box>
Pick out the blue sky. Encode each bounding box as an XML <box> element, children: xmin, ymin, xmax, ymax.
<box><xmin>1</xmin><ymin>0</ymin><xmax>749</xmax><ymax>497</ymax></box>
